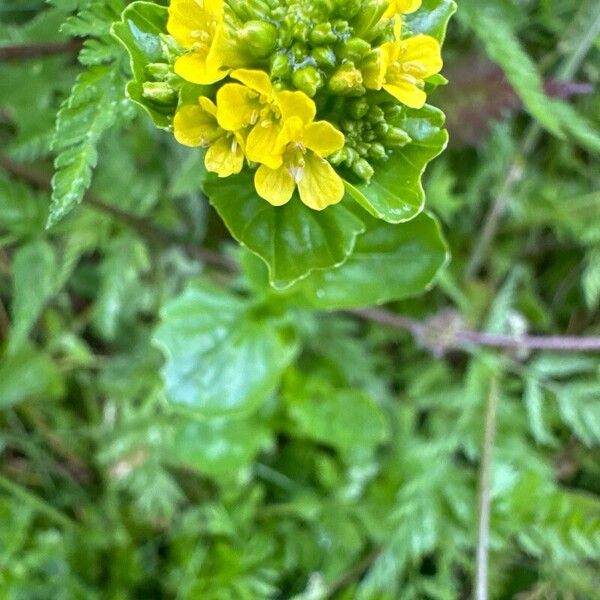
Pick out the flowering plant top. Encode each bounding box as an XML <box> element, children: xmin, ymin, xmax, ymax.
<box><xmin>113</xmin><ymin>0</ymin><xmax>455</xmax><ymax>288</ymax></box>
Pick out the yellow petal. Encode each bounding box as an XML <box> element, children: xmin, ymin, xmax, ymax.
<box><xmin>254</xmin><ymin>164</ymin><xmax>295</xmax><ymax>206</ymax></box>
<box><xmin>362</xmin><ymin>43</ymin><xmax>394</xmax><ymax>89</ymax></box>
<box><xmin>205</xmin><ymin>136</ymin><xmax>245</xmax><ymax>177</ymax></box>
<box><xmin>383</xmin><ymin>81</ymin><xmax>427</xmax><ymax>108</ymax></box>
<box><xmin>246</xmin><ymin>120</ymin><xmax>284</xmax><ymax>169</ymax></box>
<box><xmin>167</xmin><ymin>0</ymin><xmax>209</xmax><ymax>47</ymax></box>
<box><xmin>298</xmin><ymin>152</ymin><xmax>344</xmax><ymax>210</ymax></box>
<box><xmin>216</xmin><ymin>83</ymin><xmax>259</xmax><ymax>131</ymax></box>
<box><xmin>275</xmin><ymin>90</ymin><xmax>316</xmax><ymax>124</ymax></box>
<box><xmin>198</xmin><ymin>96</ymin><xmax>217</xmax><ymax>117</ymax></box>
<box><xmin>383</xmin><ymin>0</ymin><xmax>421</xmax><ymax>19</ymax></box>
<box><xmin>204</xmin><ymin>0</ymin><xmax>224</xmax><ymax>17</ymax></box>
<box><xmin>230</xmin><ymin>69</ymin><xmax>273</xmax><ymax>96</ymax></box>
<box><xmin>173</xmin><ymin>104</ymin><xmax>220</xmax><ymax>147</ymax></box>
<box><xmin>399</xmin><ymin>34</ymin><xmax>442</xmax><ymax>79</ymax></box>
<box><xmin>302</xmin><ymin>121</ymin><xmax>345</xmax><ymax>157</ymax></box>
<box><xmin>174</xmin><ymin>52</ymin><xmax>229</xmax><ymax>85</ymax></box>
<box><xmin>276</xmin><ymin>116</ymin><xmax>305</xmax><ymax>148</ymax></box>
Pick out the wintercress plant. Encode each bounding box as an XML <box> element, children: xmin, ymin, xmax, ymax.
<box><xmin>113</xmin><ymin>0</ymin><xmax>455</xmax><ymax>287</ymax></box>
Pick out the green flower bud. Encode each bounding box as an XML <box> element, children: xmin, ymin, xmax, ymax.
<box><xmin>309</xmin><ymin>22</ymin><xmax>338</xmax><ymax>45</ymax></box>
<box><xmin>238</xmin><ymin>21</ymin><xmax>278</xmax><ymax>58</ymax></box>
<box><xmin>311</xmin><ymin>46</ymin><xmax>337</xmax><ymax>69</ymax></box>
<box><xmin>292</xmin><ymin>66</ymin><xmax>323</xmax><ymax>97</ymax></box>
<box><xmin>328</xmin><ymin>63</ymin><xmax>365</xmax><ymax>96</ymax></box>
<box><xmin>227</xmin><ymin>0</ymin><xmax>270</xmax><ymax>20</ymax></box>
<box><xmin>337</xmin><ymin>38</ymin><xmax>371</xmax><ymax>62</ymax></box>
<box><xmin>333</xmin><ymin>0</ymin><xmax>362</xmax><ymax>19</ymax></box>
<box><xmin>291</xmin><ymin>42</ymin><xmax>308</xmax><ymax>61</ymax></box>
<box><xmin>145</xmin><ymin>63</ymin><xmax>171</xmax><ymax>82</ymax></box>
<box><xmin>356</xmin><ymin>142</ymin><xmax>370</xmax><ymax>157</ymax></box>
<box><xmin>367</xmin><ymin>106</ymin><xmax>385</xmax><ymax>123</ymax></box>
<box><xmin>142</xmin><ymin>82</ymin><xmax>177</xmax><ymax>106</ymax></box>
<box><xmin>373</xmin><ymin>122</ymin><xmax>389</xmax><ymax>137</ymax></box>
<box><xmin>291</xmin><ymin>21</ymin><xmax>310</xmax><ymax>42</ymax></box>
<box><xmin>351</xmin><ymin>0</ymin><xmax>388</xmax><ymax>38</ymax></box>
<box><xmin>368</xmin><ymin>142</ymin><xmax>387</xmax><ymax>161</ymax></box>
<box><xmin>347</xmin><ymin>98</ymin><xmax>370</xmax><ymax>119</ymax></box>
<box><xmin>383</xmin><ymin>126</ymin><xmax>412</xmax><ymax>147</ymax></box>
<box><xmin>344</xmin><ymin>147</ymin><xmax>359</xmax><ymax>167</ymax></box>
<box><xmin>328</xmin><ymin>147</ymin><xmax>347</xmax><ymax>165</ymax></box>
<box><xmin>352</xmin><ymin>158</ymin><xmax>375</xmax><ymax>180</ymax></box>
<box><xmin>271</xmin><ymin>53</ymin><xmax>292</xmax><ymax>79</ymax></box>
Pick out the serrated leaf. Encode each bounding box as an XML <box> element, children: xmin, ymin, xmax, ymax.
<box><xmin>406</xmin><ymin>0</ymin><xmax>457</xmax><ymax>42</ymax></box>
<box><xmin>204</xmin><ymin>169</ymin><xmax>366</xmax><ymax>290</ymax></box>
<box><xmin>154</xmin><ymin>281</ymin><xmax>298</xmax><ymax>417</ymax></box>
<box><xmin>523</xmin><ymin>378</ymin><xmax>555</xmax><ymax>446</ymax></box>
<box><xmin>347</xmin><ymin>105</ymin><xmax>448</xmax><ymax>223</ymax></box>
<box><xmin>111</xmin><ymin>1</ymin><xmax>173</xmax><ymax>129</ymax></box>
<box><xmin>291</xmin><ymin>211</ymin><xmax>448</xmax><ymax>309</ymax></box>
<box><xmin>49</xmin><ymin>65</ymin><xmax>119</xmax><ymax>226</ymax></box>
<box><xmin>10</xmin><ymin>239</ymin><xmax>58</xmax><ymax>351</ymax></box>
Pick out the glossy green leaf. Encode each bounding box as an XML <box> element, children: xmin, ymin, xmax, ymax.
<box><xmin>111</xmin><ymin>1</ymin><xmax>172</xmax><ymax>129</ymax></box>
<box><xmin>348</xmin><ymin>105</ymin><xmax>449</xmax><ymax>224</ymax></box>
<box><xmin>406</xmin><ymin>0</ymin><xmax>457</xmax><ymax>43</ymax></box>
<box><xmin>204</xmin><ymin>170</ymin><xmax>366</xmax><ymax>290</ymax></box>
<box><xmin>153</xmin><ymin>281</ymin><xmax>297</xmax><ymax>417</ymax></box>
<box><xmin>292</xmin><ymin>211</ymin><xmax>448</xmax><ymax>309</ymax></box>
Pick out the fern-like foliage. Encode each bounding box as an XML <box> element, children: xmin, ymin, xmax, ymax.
<box><xmin>48</xmin><ymin>0</ymin><xmax>128</xmax><ymax>226</ymax></box>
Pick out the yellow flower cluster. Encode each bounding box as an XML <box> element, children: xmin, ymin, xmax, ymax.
<box><xmin>168</xmin><ymin>0</ymin><xmax>443</xmax><ymax>210</ymax></box>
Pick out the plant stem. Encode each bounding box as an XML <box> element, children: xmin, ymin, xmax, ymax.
<box><xmin>0</xmin><ymin>473</ymin><xmax>78</xmax><ymax>529</ymax></box>
<box><xmin>474</xmin><ymin>377</ymin><xmax>499</xmax><ymax>600</ymax></box>
<box><xmin>0</xmin><ymin>40</ymin><xmax>82</xmax><ymax>61</ymax></box>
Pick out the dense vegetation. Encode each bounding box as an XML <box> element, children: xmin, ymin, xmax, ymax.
<box><xmin>0</xmin><ymin>0</ymin><xmax>599</xmax><ymax>598</ymax></box>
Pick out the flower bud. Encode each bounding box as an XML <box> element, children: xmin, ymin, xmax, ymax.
<box><xmin>145</xmin><ymin>63</ymin><xmax>172</xmax><ymax>82</ymax></box>
<box><xmin>352</xmin><ymin>158</ymin><xmax>375</xmax><ymax>180</ymax></box>
<box><xmin>328</xmin><ymin>63</ymin><xmax>365</xmax><ymax>96</ymax></box>
<box><xmin>383</xmin><ymin>126</ymin><xmax>412</xmax><ymax>146</ymax></box>
<box><xmin>292</xmin><ymin>66</ymin><xmax>324</xmax><ymax>97</ymax></box>
<box><xmin>367</xmin><ymin>106</ymin><xmax>386</xmax><ymax>123</ymax></box>
<box><xmin>142</xmin><ymin>82</ymin><xmax>177</xmax><ymax>106</ymax></box>
<box><xmin>291</xmin><ymin>21</ymin><xmax>310</xmax><ymax>42</ymax></box>
<box><xmin>337</xmin><ymin>38</ymin><xmax>371</xmax><ymax>62</ymax></box>
<box><xmin>368</xmin><ymin>142</ymin><xmax>387</xmax><ymax>161</ymax></box>
<box><xmin>227</xmin><ymin>0</ymin><xmax>270</xmax><ymax>20</ymax></box>
<box><xmin>238</xmin><ymin>20</ymin><xmax>278</xmax><ymax>58</ymax></box>
<box><xmin>351</xmin><ymin>0</ymin><xmax>388</xmax><ymax>38</ymax></box>
<box><xmin>344</xmin><ymin>147</ymin><xmax>359</xmax><ymax>167</ymax></box>
<box><xmin>309</xmin><ymin>23</ymin><xmax>337</xmax><ymax>45</ymax></box>
<box><xmin>333</xmin><ymin>0</ymin><xmax>362</xmax><ymax>19</ymax></box>
<box><xmin>271</xmin><ymin>53</ymin><xmax>292</xmax><ymax>79</ymax></box>
<box><xmin>311</xmin><ymin>47</ymin><xmax>337</xmax><ymax>69</ymax></box>
<box><xmin>347</xmin><ymin>97</ymin><xmax>370</xmax><ymax>119</ymax></box>
<box><xmin>328</xmin><ymin>147</ymin><xmax>347</xmax><ymax>165</ymax></box>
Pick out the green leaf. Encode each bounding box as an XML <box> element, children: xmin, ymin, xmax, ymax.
<box><xmin>168</xmin><ymin>416</ymin><xmax>273</xmax><ymax>478</ymax></box>
<box><xmin>284</xmin><ymin>381</ymin><xmax>390</xmax><ymax>462</ymax></box>
<box><xmin>49</xmin><ymin>65</ymin><xmax>120</xmax><ymax>226</ymax></box>
<box><xmin>291</xmin><ymin>212</ymin><xmax>448</xmax><ymax>309</ymax></box>
<box><xmin>10</xmin><ymin>239</ymin><xmax>57</xmax><ymax>351</ymax></box>
<box><xmin>204</xmin><ymin>169</ymin><xmax>366</xmax><ymax>289</ymax></box>
<box><xmin>0</xmin><ymin>345</ymin><xmax>63</xmax><ymax>410</ymax></box>
<box><xmin>406</xmin><ymin>0</ymin><xmax>457</xmax><ymax>42</ymax></box>
<box><xmin>348</xmin><ymin>105</ymin><xmax>448</xmax><ymax>224</ymax></box>
<box><xmin>153</xmin><ymin>281</ymin><xmax>297</xmax><ymax>417</ymax></box>
<box><xmin>111</xmin><ymin>1</ymin><xmax>172</xmax><ymax>129</ymax></box>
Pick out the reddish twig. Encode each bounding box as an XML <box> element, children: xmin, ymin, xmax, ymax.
<box><xmin>0</xmin><ymin>40</ymin><xmax>83</xmax><ymax>61</ymax></box>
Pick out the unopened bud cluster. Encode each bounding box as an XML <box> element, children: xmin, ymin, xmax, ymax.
<box><xmin>143</xmin><ymin>0</ymin><xmax>443</xmax><ymax>209</ymax></box>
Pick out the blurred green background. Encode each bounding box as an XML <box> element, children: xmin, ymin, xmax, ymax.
<box><xmin>0</xmin><ymin>0</ymin><xmax>599</xmax><ymax>598</ymax></box>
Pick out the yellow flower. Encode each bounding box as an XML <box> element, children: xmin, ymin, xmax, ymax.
<box><xmin>174</xmin><ymin>97</ymin><xmax>245</xmax><ymax>177</ymax></box>
<box><xmin>383</xmin><ymin>0</ymin><xmax>421</xmax><ymax>19</ymax></box>
<box><xmin>254</xmin><ymin>114</ymin><xmax>345</xmax><ymax>210</ymax></box>
<box><xmin>167</xmin><ymin>0</ymin><xmax>233</xmax><ymax>85</ymax></box>
<box><xmin>363</xmin><ymin>34</ymin><xmax>442</xmax><ymax>109</ymax></box>
<box><xmin>216</xmin><ymin>69</ymin><xmax>316</xmax><ymax>169</ymax></box>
